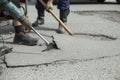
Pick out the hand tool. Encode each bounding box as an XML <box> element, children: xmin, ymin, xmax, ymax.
<box><xmin>0</xmin><ymin>0</ymin><xmax>59</xmax><ymax>50</ymax></box>
<box><xmin>39</xmin><ymin>0</ymin><xmax>73</xmax><ymax>35</ymax></box>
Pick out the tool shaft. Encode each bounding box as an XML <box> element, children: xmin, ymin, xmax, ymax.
<box><xmin>31</xmin><ymin>26</ymin><xmax>50</xmax><ymax>45</ymax></box>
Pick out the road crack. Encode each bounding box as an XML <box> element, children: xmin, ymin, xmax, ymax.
<box><xmin>74</xmin><ymin>32</ymin><xmax>117</xmax><ymax>40</ymax></box>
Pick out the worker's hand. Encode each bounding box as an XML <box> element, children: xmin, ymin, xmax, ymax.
<box><xmin>46</xmin><ymin>1</ymin><xmax>53</xmax><ymax>12</ymax></box>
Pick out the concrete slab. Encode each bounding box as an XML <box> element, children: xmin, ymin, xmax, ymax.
<box><xmin>1</xmin><ymin>5</ymin><xmax>120</xmax><ymax>67</ymax></box>
<box><xmin>5</xmin><ymin>34</ymin><xmax>120</xmax><ymax>67</ymax></box>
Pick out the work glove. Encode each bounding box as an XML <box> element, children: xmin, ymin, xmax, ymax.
<box><xmin>46</xmin><ymin>1</ymin><xmax>53</xmax><ymax>12</ymax></box>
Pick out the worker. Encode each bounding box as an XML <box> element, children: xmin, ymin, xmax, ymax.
<box><xmin>32</xmin><ymin>0</ymin><xmax>70</xmax><ymax>33</ymax></box>
<box><xmin>0</xmin><ymin>0</ymin><xmax>38</xmax><ymax>46</ymax></box>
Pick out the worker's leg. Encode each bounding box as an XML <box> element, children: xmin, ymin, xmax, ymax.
<box><xmin>32</xmin><ymin>0</ymin><xmax>48</xmax><ymax>27</ymax></box>
<box><xmin>56</xmin><ymin>0</ymin><xmax>70</xmax><ymax>33</ymax></box>
<box><xmin>11</xmin><ymin>0</ymin><xmax>38</xmax><ymax>46</ymax></box>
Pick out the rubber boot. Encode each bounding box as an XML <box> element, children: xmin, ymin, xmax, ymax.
<box><xmin>32</xmin><ymin>11</ymin><xmax>44</xmax><ymax>27</ymax></box>
<box><xmin>56</xmin><ymin>9</ymin><xmax>70</xmax><ymax>34</ymax></box>
<box><xmin>13</xmin><ymin>25</ymin><xmax>38</xmax><ymax>46</ymax></box>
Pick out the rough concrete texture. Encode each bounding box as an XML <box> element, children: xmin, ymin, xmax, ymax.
<box><xmin>0</xmin><ymin>3</ymin><xmax>120</xmax><ymax>80</ymax></box>
<box><xmin>4</xmin><ymin>4</ymin><xmax>120</xmax><ymax>67</ymax></box>
<box><xmin>1</xmin><ymin>54</ymin><xmax>120</xmax><ymax>80</ymax></box>
<box><xmin>5</xmin><ymin>34</ymin><xmax>120</xmax><ymax>67</ymax></box>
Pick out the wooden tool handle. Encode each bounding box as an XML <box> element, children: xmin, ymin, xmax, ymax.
<box><xmin>49</xmin><ymin>9</ymin><xmax>73</xmax><ymax>35</ymax></box>
<box><xmin>39</xmin><ymin>0</ymin><xmax>73</xmax><ymax>35</ymax></box>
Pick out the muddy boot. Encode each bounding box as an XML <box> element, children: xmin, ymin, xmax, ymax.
<box><xmin>14</xmin><ymin>34</ymin><xmax>38</xmax><ymax>46</ymax></box>
<box><xmin>13</xmin><ymin>25</ymin><xmax>38</xmax><ymax>46</ymax></box>
<box><xmin>32</xmin><ymin>11</ymin><xmax>44</xmax><ymax>27</ymax></box>
<box><xmin>56</xmin><ymin>9</ymin><xmax>70</xmax><ymax>34</ymax></box>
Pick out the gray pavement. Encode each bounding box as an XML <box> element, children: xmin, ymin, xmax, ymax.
<box><xmin>0</xmin><ymin>3</ymin><xmax>120</xmax><ymax>80</ymax></box>
<box><xmin>5</xmin><ymin>35</ymin><xmax>120</xmax><ymax>67</ymax></box>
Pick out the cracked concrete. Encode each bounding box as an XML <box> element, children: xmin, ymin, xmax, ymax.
<box><xmin>3</xmin><ymin>34</ymin><xmax>120</xmax><ymax>67</ymax></box>
<box><xmin>0</xmin><ymin>3</ymin><xmax>120</xmax><ymax>80</ymax></box>
<box><xmin>72</xmin><ymin>10</ymin><xmax>120</xmax><ymax>24</ymax></box>
<box><xmin>1</xmin><ymin>53</ymin><xmax>120</xmax><ymax>80</ymax></box>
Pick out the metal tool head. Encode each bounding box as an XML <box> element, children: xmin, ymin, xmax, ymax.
<box><xmin>42</xmin><ymin>36</ymin><xmax>59</xmax><ymax>52</ymax></box>
<box><xmin>42</xmin><ymin>42</ymin><xmax>59</xmax><ymax>52</ymax></box>
<box><xmin>48</xmin><ymin>41</ymin><xmax>59</xmax><ymax>49</ymax></box>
